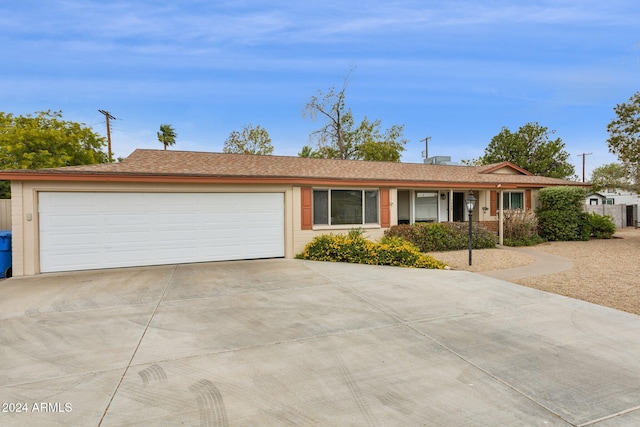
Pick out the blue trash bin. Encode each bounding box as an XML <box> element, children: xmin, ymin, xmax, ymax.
<box><xmin>0</xmin><ymin>230</ymin><xmax>12</xmax><ymax>279</ymax></box>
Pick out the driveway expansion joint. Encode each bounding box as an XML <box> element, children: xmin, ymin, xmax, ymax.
<box><xmin>97</xmin><ymin>264</ymin><xmax>178</xmax><ymax>426</ymax></box>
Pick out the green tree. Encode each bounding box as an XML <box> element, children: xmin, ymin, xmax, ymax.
<box><xmin>302</xmin><ymin>74</ymin><xmax>406</xmax><ymax>162</ymax></box>
<box><xmin>0</xmin><ymin>110</ymin><xmax>107</xmax><ymax>198</ymax></box>
<box><xmin>157</xmin><ymin>124</ymin><xmax>177</xmax><ymax>150</ymax></box>
<box><xmin>351</xmin><ymin>117</ymin><xmax>406</xmax><ymax>162</ymax></box>
<box><xmin>298</xmin><ymin>145</ymin><xmax>321</xmax><ymax>158</ymax></box>
<box><xmin>472</xmin><ymin>122</ymin><xmax>576</xmax><ymax>179</ymax></box>
<box><xmin>607</xmin><ymin>92</ymin><xmax>640</xmax><ymax>170</ymax></box>
<box><xmin>537</xmin><ymin>186</ymin><xmax>590</xmax><ymax>241</ymax></box>
<box><xmin>590</xmin><ymin>162</ymin><xmax>638</xmax><ymax>192</ymax></box>
<box><xmin>223</xmin><ymin>124</ymin><xmax>274</xmax><ymax>155</ymax></box>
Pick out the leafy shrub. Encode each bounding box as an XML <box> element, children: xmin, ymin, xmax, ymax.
<box><xmin>537</xmin><ymin>210</ymin><xmax>591</xmax><ymax>241</ymax></box>
<box><xmin>589</xmin><ymin>212</ymin><xmax>616</xmax><ymax>239</ymax></box>
<box><xmin>503</xmin><ymin>235</ymin><xmax>546</xmax><ymax>247</ymax></box>
<box><xmin>537</xmin><ymin>186</ymin><xmax>590</xmax><ymax>241</ymax></box>
<box><xmin>385</xmin><ymin>222</ymin><xmax>497</xmax><ymax>252</ymax></box>
<box><xmin>296</xmin><ymin>231</ymin><xmax>447</xmax><ymax>269</ymax></box>
<box><xmin>502</xmin><ymin>209</ymin><xmax>545</xmax><ymax>246</ymax></box>
<box><xmin>538</xmin><ymin>186</ymin><xmax>587</xmax><ymax>211</ymax></box>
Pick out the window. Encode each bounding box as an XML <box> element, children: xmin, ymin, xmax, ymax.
<box><xmin>414</xmin><ymin>191</ymin><xmax>438</xmax><ymax>222</ymax></box>
<box><xmin>606</xmin><ymin>198</ymin><xmax>615</xmax><ymax>205</ymax></box>
<box><xmin>589</xmin><ymin>198</ymin><xmax>599</xmax><ymax>205</ymax></box>
<box><xmin>313</xmin><ymin>190</ymin><xmax>328</xmax><ymax>225</ymax></box>
<box><xmin>497</xmin><ymin>192</ymin><xmax>524</xmax><ymax>210</ymax></box>
<box><xmin>313</xmin><ymin>189</ymin><xmax>378</xmax><ymax>226</ymax></box>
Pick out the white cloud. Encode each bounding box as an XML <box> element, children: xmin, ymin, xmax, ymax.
<box><xmin>6</xmin><ymin>1</ymin><xmax>635</xmax><ymax>52</ymax></box>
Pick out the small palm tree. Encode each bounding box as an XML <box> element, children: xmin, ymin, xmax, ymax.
<box><xmin>157</xmin><ymin>124</ymin><xmax>177</xmax><ymax>150</ymax></box>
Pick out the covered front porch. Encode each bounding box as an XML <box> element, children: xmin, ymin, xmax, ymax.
<box><xmin>397</xmin><ymin>189</ymin><xmax>486</xmax><ymax>224</ymax></box>
<box><xmin>395</xmin><ymin>188</ymin><xmax>533</xmax><ymax>245</ymax></box>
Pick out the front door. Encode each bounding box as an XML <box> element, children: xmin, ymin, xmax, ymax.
<box><xmin>453</xmin><ymin>192</ymin><xmax>465</xmax><ymax>222</ymax></box>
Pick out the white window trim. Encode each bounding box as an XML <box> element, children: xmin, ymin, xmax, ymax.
<box><xmin>413</xmin><ymin>190</ymin><xmax>440</xmax><ymax>223</ymax></box>
<box><xmin>312</xmin><ymin>188</ymin><xmax>381</xmax><ymax>230</ymax></box>
<box><xmin>499</xmin><ymin>191</ymin><xmax>525</xmax><ymax>210</ymax></box>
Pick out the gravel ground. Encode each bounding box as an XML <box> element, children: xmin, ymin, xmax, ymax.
<box><xmin>426</xmin><ymin>248</ymin><xmax>537</xmax><ymax>273</ymax></box>
<box><xmin>428</xmin><ymin>228</ymin><xmax>640</xmax><ymax>316</ymax></box>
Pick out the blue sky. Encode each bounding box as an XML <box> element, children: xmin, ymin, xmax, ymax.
<box><xmin>2</xmin><ymin>1</ymin><xmax>639</xmax><ymax>179</ymax></box>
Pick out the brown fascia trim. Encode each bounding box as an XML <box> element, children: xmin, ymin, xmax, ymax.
<box><xmin>0</xmin><ymin>172</ymin><xmax>586</xmax><ymax>189</ymax></box>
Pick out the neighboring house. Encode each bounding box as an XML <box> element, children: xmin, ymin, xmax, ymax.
<box><xmin>0</xmin><ymin>149</ymin><xmax>586</xmax><ymax>276</ymax></box>
<box><xmin>586</xmin><ymin>189</ymin><xmax>640</xmax><ymax>206</ymax></box>
<box><xmin>585</xmin><ymin>189</ymin><xmax>640</xmax><ymax>228</ymax></box>
<box><xmin>586</xmin><ymin>192</ymin><xmax>608</xmax><ymax>206</ymax></box>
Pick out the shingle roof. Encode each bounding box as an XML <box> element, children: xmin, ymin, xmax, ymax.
<box><xmin>0</xmin><ymin>149</ymin><xmax>587</xmax><ymax>189</ymax></box>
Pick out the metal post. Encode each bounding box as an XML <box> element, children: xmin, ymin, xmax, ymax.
<box><xmin>468</xmin><ymin>208</ymin><xmax>473</xmax><ymax>266</ymax></box>
<box><xmin>465</xmin><ymin>190</ymin><xmax>476</xmax><ymax>266</ymax></box>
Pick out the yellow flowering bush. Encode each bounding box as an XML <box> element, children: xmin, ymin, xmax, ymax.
<box><xmin>296</xmin><ymin>231</ymin><xmax>447</xmax><ymax>269</ymax></box>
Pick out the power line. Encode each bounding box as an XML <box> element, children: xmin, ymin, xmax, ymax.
<box><xmin>98</xmin><ymin>109</ymin><xmax>116</xmax><ymax>163</ymax></box>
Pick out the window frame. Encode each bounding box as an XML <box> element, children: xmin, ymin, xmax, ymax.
<box><xmin>497</xmin><ymin>191</ymin><xmax>525</xmax><ymax>210</ymax></box>
<box><xmin>312</xmin><ymin>188</ymin><xmax>380</xmax><ymax>228</ymax></box>
<box><xmin>414</xmin><ymin>191</ymin><xmax>439</xmax><ymax>223</ymax></box>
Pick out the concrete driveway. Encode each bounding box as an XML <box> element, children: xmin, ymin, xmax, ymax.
<box><xmin>1</xmin><ymin>259</ymin><xmax>640</xmax><ymax>426</ymax></box>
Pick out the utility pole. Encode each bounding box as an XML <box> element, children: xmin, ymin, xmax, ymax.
<box><xmin>421</xmin><ymin>136</ymin><xmax>431</xmax><ymax>162</ymax></box>
<box><xmin>577</xmin><ymin>152</ymin><xmax>592</xmax><ymax>182</ymax></box>
<box><xmin>98</xmin><ymin>110</ymin><xmax>116</xmax><ymax>162</ymax></box>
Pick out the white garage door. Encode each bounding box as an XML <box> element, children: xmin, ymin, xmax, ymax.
<box><xmin>38</xmin><ymin>192</ymin><xmax>285</xmax><ymax>273</ymax></box>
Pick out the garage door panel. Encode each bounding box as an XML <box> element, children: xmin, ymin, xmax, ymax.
<box><xmin>105</xmin><ymin>214</ymin><xmax>151</xmax><ymax>226</ymax></box>
<box><xmin>41</xmin><ymin>215</ymin><xmax>100</xmax><ymax>229</ymax></box>
<box><xmin>39</xmin><ymin>192</ymin><xmax>285</xmax><ymax>273</ymax></box>
<box><xmin>104</xmin><ymin>231</ymin><xmax>152</xmax><ymax>245</ymax></box>
<box><xmin>42</xmin><ymin>231</ymin><xmax>101</xmax><ymax>248</ymax></box>
<box><xmin>152</xmin><ymin>213</ymin><xmax>201</xmax><ymax>225</ymax></box>
<box><xmin>46</xmin><ymin>251</ymin><xmax>106</xmax><ymax>271</ymax></box>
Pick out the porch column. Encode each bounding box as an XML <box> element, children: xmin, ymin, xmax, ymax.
<box><xmin>448</xmin><ymin>190</ymin><xmax>453</xmax><ymax>222</ymax></box>
<box><xmin>498</xmin><ymin>190</ymin><xmax>504</xmax><ymax>245</ymax></box>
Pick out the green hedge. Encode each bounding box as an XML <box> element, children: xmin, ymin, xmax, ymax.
<box><xmin>384</xmin><ymin>222</ymin><xmax>497</xmax><ymax>252</ymax></box>
<box><xmin>537</xmin><ymin>210</ymin><xmax>591</xmax><ymax>241</ymax></box>
<box><xmin>295</xmin><ymin>231</ymin><xmax>447</xmax><ymax>269</ymax></box>
<box><xmin>537</xmin><ymin>186</ymin><xmax>590</xmax><ymax>241</ymax></box>
<box><xmin>589</xmin><ymin>212</ymin><xmax>616</xmax><ymax>239</ymax></box>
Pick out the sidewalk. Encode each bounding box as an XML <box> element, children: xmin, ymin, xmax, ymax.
<box><xmin>479</xmin><ymin>245</ymin><xmax>574</xmax><ymax>281</ymax></box>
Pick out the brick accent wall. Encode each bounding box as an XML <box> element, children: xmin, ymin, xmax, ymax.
<box><xmin>479</xmin><ymin>220</ymin><xmax>499</xmax><ymax>234</ymax></box>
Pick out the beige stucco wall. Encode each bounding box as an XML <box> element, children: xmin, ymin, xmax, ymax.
<box><xmin>10</xmin><ymin>181</ymin><xmax>541</xmax><ymax>276</ymax></box>
<box><xmin>11</xmin><ymin>181</ymin><xmax>296</xmax><ymax>276</ymax></box>
<box><xmin>476</xmin><ymin>188</ymin><xmax>541</xmax><ymax>223</ymax></box>
<box><xmin>491</xmin><ymin>166</ymin><xmax>522</xmax><ymax>175</ymax></box>
<box><xmin>10</xmin><ymin>182</ymin><xmax>24</xmax><ymax>277</ymax></box>
<box><xmin>291</xmin><ymin>186</ymin><xmax>393</xmax><ymax>256</ymax></box>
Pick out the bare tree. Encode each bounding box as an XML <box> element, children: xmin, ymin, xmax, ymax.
<box><xmin>303</xmin><ymin>70</ymin><xmax>356</xmax><ymax>160</ymax></box>
<box><xmin>302</xmin><ymin>68</ymin><xmax>406</xmax><ymax>162</ymax></box>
